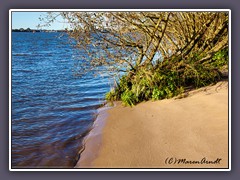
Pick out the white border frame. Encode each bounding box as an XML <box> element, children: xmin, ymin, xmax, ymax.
<box><xmin>9</xmin><ymin>9</ymin><xmax>231</xmax><ymax>171</ymax></box>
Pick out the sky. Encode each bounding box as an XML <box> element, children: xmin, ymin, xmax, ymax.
<box><xmin>11</xmin><ymin>12</ymin><xmax>69</xmax><ymax>30</ymax></box>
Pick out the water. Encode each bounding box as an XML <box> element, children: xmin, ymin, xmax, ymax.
<box><xmin>11</xmin><ymin>32</ymin><xmax>112</xmax><ymax>168</ymax></box>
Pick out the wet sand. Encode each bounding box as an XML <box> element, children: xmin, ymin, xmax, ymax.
<box><xmin>75</xmin><ymin>81</ymin><xmax>229</xmax><ymax>168</ymax></box>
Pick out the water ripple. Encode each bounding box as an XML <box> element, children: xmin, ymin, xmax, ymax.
<box><xmin>11</xmin><ymin>32</ymin><xmax>112</xmax><ymax>168</ymax></box>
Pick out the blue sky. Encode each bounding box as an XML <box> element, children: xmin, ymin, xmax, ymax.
<box><xmin>11</xmin><ymin>12</ymin><xmax>68</xmax><ymax>30</ymax></box>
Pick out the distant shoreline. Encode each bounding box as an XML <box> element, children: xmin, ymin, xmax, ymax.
<box><xmin>75</xmin><ymin>81</ymin><xmax>229</xmax><ymax>168</ymax></box>
<box><xmin>12</xmin><ymin>29</ymin><xmax>71</xmax><ymax>33</ymax></box>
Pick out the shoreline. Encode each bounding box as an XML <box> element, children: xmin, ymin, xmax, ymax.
<box><xmin>75</xmin><ymin>103</ymin><xmax>115</xmax><ymax>167</ymax></box>
<box><xmin>75</xmin><ymin>81</ymin><xmax>228</xmax><ymax>168</ymax></box>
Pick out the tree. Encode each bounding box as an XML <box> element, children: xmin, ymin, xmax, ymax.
<box><xmin>26</xmin><ymin>28</ymin><xmax>31</xmax><ymax>32</ymax></box>
<box><xmin>44</xmin><ymin>11</ymin><xmax>229</xmax><ymax>105</ymax></box>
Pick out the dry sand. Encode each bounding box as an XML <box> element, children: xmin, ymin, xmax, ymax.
<box><xmin>76</xmin><ymin>81</ymin><xmax>229</xmax><ymax>168</ymax></box>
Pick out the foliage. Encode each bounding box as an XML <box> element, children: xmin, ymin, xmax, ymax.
<box><xmin>121</xmin><ymin>90</ymin><xmax>137</xmax><ymax>106</ymax></box>
<box><xmin>106</xmin><ymin>47</ymin><xmax>228</xmax><ymax>106</ymax></box>
<box><xmin>212</xmin><ymin>48</ymin><xmax>228</xmax><ymax>68</ymax></box>
<box><xmin>43</xmin><ymin>12</ymin><xmax>228</xmax><ymax>75</ymax></box>
<box><xmin>43</xmin><ymin>11</ymin><xmax>229</xmax><ymax>106</ymax></box>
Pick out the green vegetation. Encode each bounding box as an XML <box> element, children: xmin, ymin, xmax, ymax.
<box><xmin>106</xmin><ymin>47</ymin><xmax>228</xmax><ymax>106</ymax></box>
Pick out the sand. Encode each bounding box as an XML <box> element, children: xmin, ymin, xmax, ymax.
<box><xmin>75</xmin><ymin>81</ymin><xmax>229</xmax><ymax>168</ymax></box>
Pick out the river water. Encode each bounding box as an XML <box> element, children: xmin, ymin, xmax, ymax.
<box><xmin>11</xmin><ymin>32</ymin><xmax>112</xmax><ymax>168</ymax></box>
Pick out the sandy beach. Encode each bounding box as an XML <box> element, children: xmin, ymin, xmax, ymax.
<box><xmin>75</xmin><ymin>81</ymin><xmax>229</xmax><ymax>168</ymax></box>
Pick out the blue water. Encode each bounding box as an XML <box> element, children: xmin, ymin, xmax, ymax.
<box><xmin>11</xmin><ymin>32</ymin><xmax>112</xmax><ymax>168</ymax></box>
